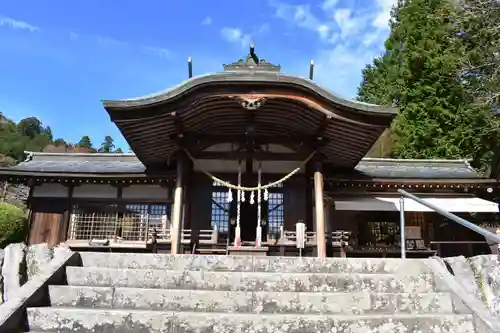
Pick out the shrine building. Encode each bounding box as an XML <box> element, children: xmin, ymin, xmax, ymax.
<box><xmin>1</xmin><ymin>45</ymin><xmax>499</xmax><ymax>258</ymax></box>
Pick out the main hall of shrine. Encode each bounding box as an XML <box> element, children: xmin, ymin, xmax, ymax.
<box><xmin>1</xmin><ymin>45</ymin><xmax>499</xmax><ymax>258</ymax></box>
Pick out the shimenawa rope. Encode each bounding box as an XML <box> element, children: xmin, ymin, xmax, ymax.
<box><xmin>182</xmin><ymin>148</ymin><xmax>316</xmax><ymax>191</ymax></box>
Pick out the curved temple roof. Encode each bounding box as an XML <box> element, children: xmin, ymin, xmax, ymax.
<box><xmin>103</xmin><ymin>54</ymin><xmax>398</xmax><ymax>169</ymax></box>
<box><xmin>103</xmin><ymin>71</ymin><xmax>395</xmax><ymax>115</ymax></box>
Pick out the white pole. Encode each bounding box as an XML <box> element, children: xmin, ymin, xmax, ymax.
<box><xmin>256</xmin><ymin>161</ymin><xmax>262</xmax><ymax>247</ymax></box>
<box><xmin>234</xmin><ymin>161</ymin><xmax>242</xmax><ymax>247</ymax></box>
<box><xmin>399</xmin><ymin>196</ymin><xmax>406</xmax><ymax>259</ymax></box>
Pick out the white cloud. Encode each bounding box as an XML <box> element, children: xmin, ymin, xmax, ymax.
<box><xmin>373</xmin><ymin>0</ymin><xmax>396</xmax><ymax>29</ymax></box>
<box><xmin>69</xmin><ymin>32</ymin><xmax>79</xmax><ymax>41</ymax></box>
<box><xmin>220</xmin><ymin>27</ymin><xmax>252</xmax><ymax>48</ymax></box>
<box><xmin>321</xmin><ymin>0</ymin><xmax>338</xmax><ymax>11</ymax></box>
<box><xmin>142</xmin><ymin>46</ymin><xmax>171</xmax><ymax>59</ymax></box>
<box><xmin>0</xmin><ymin>15</ymin><xmax>40</xmax><ymax>32</ymax></box>
<box><xmin>271</xmin><ymin>1</ymin><xmax>321</xmax><ymax>32</ymax></box>
<box><xmin>96</xmin><ymin>35</ymin><xmax>126</xmax><ymax>48</ymax></box>
<box><xmin>258</xmin><ymin>23</ymin><xmax>270</xmax><ymax>34</ymax></box>
<box><xmin>202</xmin><ymin>16</ymin><xmax>212</xmax><ymax>25</ymax></box>
<box><xmin>317</xmin><ymin>24</ymin><xmax>330</xmax><ymax>40</ymax></box>
<box><xmin>220</xmin><ymin>23</ymin><xmax>271</xmax><ymax>48</ymax></box>
<box><xmin>270</xmin><ymin>0</ymin><xmax>398</xmax><ymax>97</ymax></box>
<box><xmin>68</xmin><ymin>32</ymin><xmax>172</xmax><ymax>59</ymax></box>
<box><xmin>334</xmin><ymin>8</ymin><xmax>367</xmax><ymax>39</ymax></box>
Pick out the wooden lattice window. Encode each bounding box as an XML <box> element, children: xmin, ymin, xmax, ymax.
<box><xmin>267</xmin><ymin>190</ymin><xmax>284</xmax><ymax>236</ymax></box>
<box><xmin>125</xmin><ymin>204</ymin><xmax>171</xmax><ymax>230</ymax></box>
<box><xmin>211</xmin><ymin>189</ymin><xmax>230</xmax><ymax>233</ymax></box>
<box><xmin>69</xmin><ymin>202</ymin><xmax>170</xmax><ymax>241</ymax></box>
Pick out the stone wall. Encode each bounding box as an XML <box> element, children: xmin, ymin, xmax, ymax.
<box><xmin>443</xmin><ymin>255</ymin><xmax>500</xmax><ymax>317</ymax></box>
<box><xmin>0</xmin><ymin>242</ymin><xmax>68</xmax><ymax>304</ymax></box>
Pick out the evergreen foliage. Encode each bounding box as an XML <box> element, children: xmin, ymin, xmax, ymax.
<box><xmin>0</xmin><ymin>113</ymin><xmax>125</xmax><ymax>166</ymax></box>
<box><xmin>0</xmin><ymin>203</ymin><xmax>28</xmax><ymax>248</ymax></box>
<box><xmin>358</xmin><ymin>0</ymin><xmax>500</xmax><ymax>170</ymax></box>
<box><xmin>99</xmin><ymin>136</ymin><xmax>115</xmax><ymax>153</ymax></box>
<box><xmin>77</xmin><ymin>135</ymin><xmax>94</xmax><ymax>150</ymax></box>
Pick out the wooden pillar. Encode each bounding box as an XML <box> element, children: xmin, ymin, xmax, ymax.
<box><xmin>171</xmin><ymin>154</ymin><xmax>186</xmax><ymax>254</ymax></box>
<box><xmin>304</xmin><ymin>167</ymin><xmax>313</xmax><ymax>232</ymax></box>
<box><xmin>314</xmin><ymin>162</ymin><xmax>326</xmax><ymax>258</ymax></box>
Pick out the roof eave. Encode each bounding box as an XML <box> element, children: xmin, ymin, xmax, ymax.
<box><xmin>0</xmin><ymin>170</ymin><xmax>149</xmax><ymax>178</ymax></box>
<box><xmin>102</xmin><ymin>72</ymin><xmax>398</xmax><ymax>117</ymax></box>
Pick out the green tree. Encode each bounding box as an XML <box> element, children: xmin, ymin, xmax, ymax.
<box><xmin>115</xmin><ymin>148</ymin><xmax>123</xmax><ymax>153</ymax></box>
<box><xmin>358</xmin><ymin>0</ymin><xmax>500</xmax><ymax>170</ymax></box>
<box><xmin>456</xmin><ymin>0</ymin><xmax>500</xmax><ymax>106</ymax></box>
<box><xmin>99</xmin><ymin>136</ymin><xmax>115</xmax><ymax>153</ymax></box>
<box><xmin>43</xmin><ymin>126</ymin><xmax>53</xmax><ymax>141</ymax></box>
<box><xmin>0</xmin><ymin>203</ymin><xmax>28</xmax><ymax>248</ymax></box>
<box><xmin>77</xmin><ymin>136</ymin><xmax>93</xmax><ymax>149</ymax></box>
<box><xmin>53</xmin><ymin>138</ymin><xmax>67</xmax><ymax>146</ymax></box>
<box><xmin>18</xmin><ymin>117</ymin><xmax>42</xmax><ymax>138</ymax></box>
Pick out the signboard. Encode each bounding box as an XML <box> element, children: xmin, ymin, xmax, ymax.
<box><xmin>296</xmin><ymin>222</ymin><xmax>306</xmax><ymax>249</ymax></box>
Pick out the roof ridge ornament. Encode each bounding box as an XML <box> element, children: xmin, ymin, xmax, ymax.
<box><xmin>223</xmin><ymin>44</ymin><xmax>281</xmax><ymax>72</ymax></box>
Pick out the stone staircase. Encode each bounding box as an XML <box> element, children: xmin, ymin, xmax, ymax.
<box><xmin>26</xmin><ymin>253</ymin><xmax>475</xmax><ymax>332</ymax></box>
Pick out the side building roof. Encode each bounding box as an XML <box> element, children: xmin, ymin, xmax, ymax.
<box><xmin>0</xmin><ymin>152</ymin><xmax>489</xmax><ymax>182</ymax></box>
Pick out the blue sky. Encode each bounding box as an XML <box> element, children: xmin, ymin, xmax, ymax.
<box><xmin>0</xmin><ymin>0</ymin><xmax>394</xmax><ymax>150</ymax></box>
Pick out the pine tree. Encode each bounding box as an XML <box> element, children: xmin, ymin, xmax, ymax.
<box><xmin>77</xmin><ymin>136</ymin><xmax>93</xmax><ymax>149</ymax></box>
<box><xmin>99</xmin><ymin>136</ymin><xmax>115</xmax><ymax>153</ymax></box>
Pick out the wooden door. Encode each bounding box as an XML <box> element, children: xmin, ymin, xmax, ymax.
<box><xmin>28</xmin><ymin>198</ymin><xmax>70</xmax><ymax>247</ymax></box>
<box><xmin>28</xmin><ymin>211</ymin><xmax>67</xmax><ymax>246</ymax></box>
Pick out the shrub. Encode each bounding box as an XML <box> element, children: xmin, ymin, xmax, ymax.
<box><xmin>0</xmin><ymin>203</ymin><xmax>28</xmax><ymax>248</ymax></box>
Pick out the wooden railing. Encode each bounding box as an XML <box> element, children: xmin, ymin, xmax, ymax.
<box><xmin>66</xmin><ymin>212</ymin><xmax>350</xmax><ymax>250</ymax></box>
<box><xmin>152</xmin><ymin>229</ymin><xmax>219</xmax><ymax>245</ymax></box>
<box><xmin>278</xmin><ymin>228</ymin><xmax>351</xmax><ymax>247</ymax></box>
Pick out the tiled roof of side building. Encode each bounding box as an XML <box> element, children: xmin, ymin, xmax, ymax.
<box><xmin>2</xmin><ymin>152</ymin><xmax>146</xmax><ymax>175</ymax></box>
<box><xmin>0</xmin><ymin>152</ymin><xmax>486</xmax><ymax>180</ymax></box>
<box><xmin>351</xmin><ymin>158</ymin><xmax>484</xmax><ymax>179</ymax></box>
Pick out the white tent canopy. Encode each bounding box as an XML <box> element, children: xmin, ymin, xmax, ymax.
<box><xmin>334</xmin><ymin>196</ymin><xmax>499</xmax><ymax>213</ymax></box>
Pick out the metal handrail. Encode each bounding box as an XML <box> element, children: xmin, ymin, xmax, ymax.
<box><xmin>398</xmin><ymin>189</ymin><xmax>500</xmax><ymax>258</ymax></box>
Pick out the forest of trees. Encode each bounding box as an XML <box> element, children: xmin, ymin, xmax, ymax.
<box><xmin>362</xmin><ymin>0</ymin><xmax>500</xmax><ymax>172</ymax></box>
<box><xmin>0</xmin><ymin>113</ymin><xmax>125</xmax><ymax>167</ymax></box>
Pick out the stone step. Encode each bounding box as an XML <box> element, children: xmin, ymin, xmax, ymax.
<box><xmin>66</xmin><ymin>266</ymin><xmax>435</xmax><ymax>293</ymax></box>
<box><xmin>49</xmin><ymin>285</ymin><xmax>454</xmax><ymax>315</ymax></box>
<box><xmin>27</xmin><ymin>307</ymin><xmax>475</xmax><ymax>333</ymax></box>
<box><xmin>78</xmin><ymin>252</ymin><xmax>430</xmax><ymax>274</ymax></box>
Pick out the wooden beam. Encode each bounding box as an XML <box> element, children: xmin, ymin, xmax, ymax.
<box><xmin>191</xmin><ymin>150</ymin><xmax>310</xmax><ymax>161</ymax></box>
<box><xmin>181</xmin><ymin>133</ymin><xmax>321</xmax><ymax>148</ymax></box>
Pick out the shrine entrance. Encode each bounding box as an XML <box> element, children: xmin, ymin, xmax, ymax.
<box><xmin>103</xmin><ymin>44</ymin><xmax>398</xmax><ymax>256</ymax></box>
<box><xmin>240</xmin><ymin>195</ymin><xmax>257</xmax><ymax>242</ymax></box>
